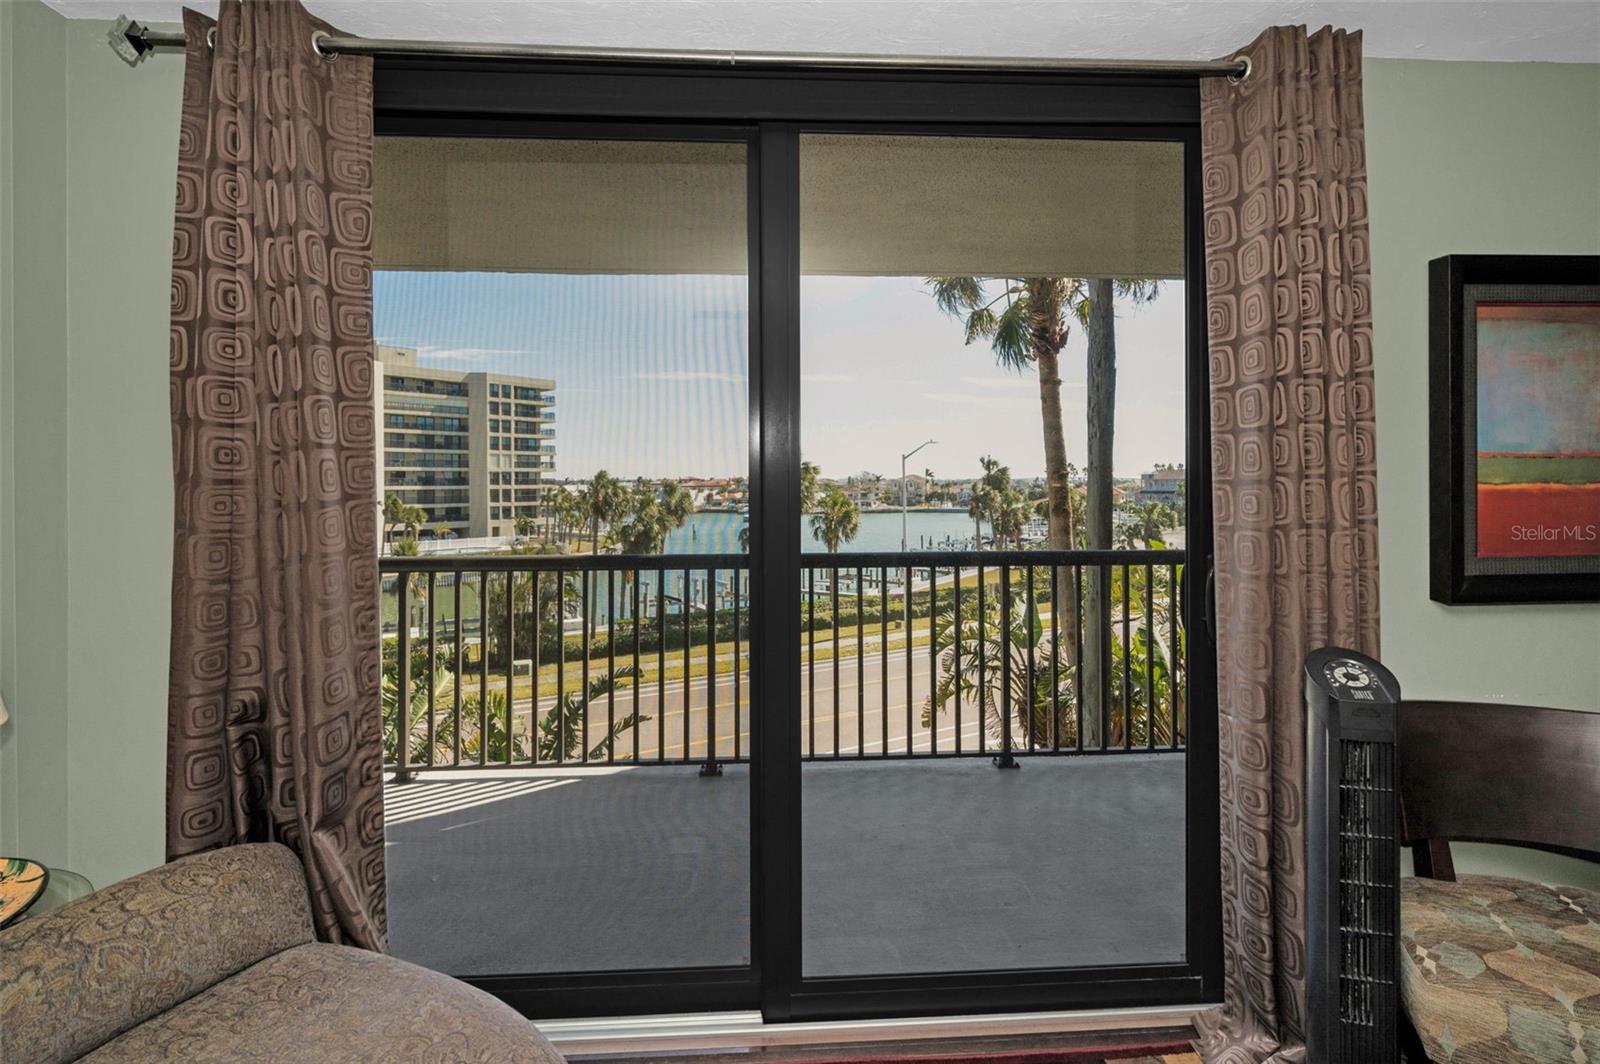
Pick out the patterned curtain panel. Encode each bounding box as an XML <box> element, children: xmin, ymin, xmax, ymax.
<box><xmin>1192</xmin><ymin>26</ymin><xmax>1379</xmax><ymax>1064</ymax></box>
<box><xmin>168</xmin><ymin>0</ymin><xmax>385</xmax><ymax>950</ymax></box>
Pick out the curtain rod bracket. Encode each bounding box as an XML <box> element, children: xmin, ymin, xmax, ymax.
<box><xmin>108</xmin><ymin>14</ymin><xmax>155</xmax><ymax>67</ymax></box>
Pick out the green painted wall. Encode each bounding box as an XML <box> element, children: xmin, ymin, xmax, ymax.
<box><xmin>1366</xmin><ymin>58</ymin><xmax>1600</xmax><ymax>887</ymax></box>
<box><xmin>2</xmin><ymin>0</ymin><xmax>73</xmax><ymax>873</ymax></box>
<box><xmin>0</xmin><ymin>0</ymin><xmax>16</xmax><ymax>860</ymax></box>
<box><xmin>0</xmin><ymin>1</ymin><xmax>179</xmax><ymax>886</ymax></box>
<box><xmin>0</xmin><ymin>17</ymin><xmax>1596</xmax><ymax>895</ymax></box>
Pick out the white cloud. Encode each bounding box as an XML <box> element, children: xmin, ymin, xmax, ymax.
<box><xmin>960</xmin><ymin>375</ymin><xmax>1084</xmax><ymax>391</ymax></box>
<box><xmin>414</xmin><ymin>345</ymin><xmax>541</xmax><ymax>364</ymax></box>
<box><xmin>636</xmin><ymin>370</ymin><xmax>746</xmax><ymax>384</ymax></box>
<box><xmin>920</xmin><ymin>391</ymin><xmax>1038</xmax><ymax>412</ymax></box>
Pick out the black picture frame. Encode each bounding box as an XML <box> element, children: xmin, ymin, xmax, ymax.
<box><xmin>1429</xmin><ymin>254</ymin><xmax>1600</xmax><ymax>605</ymax></box>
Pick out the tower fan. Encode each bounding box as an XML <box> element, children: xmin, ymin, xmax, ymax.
<box><xmin>1304</xmin><ymin>647</ymin><xmax>1402</xmax><ymax>1064</ymax></box>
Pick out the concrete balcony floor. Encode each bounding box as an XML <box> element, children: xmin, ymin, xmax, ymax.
<box><xmin>385</xmin><ymin>754</ymin><xmax>1187</xmax><ymax>980</ymax></box>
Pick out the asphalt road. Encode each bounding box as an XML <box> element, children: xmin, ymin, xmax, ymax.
<box><xmin>503</xmin><ymin>638</ymin><xmax>1079</xmax><ymax>762</ymax></box>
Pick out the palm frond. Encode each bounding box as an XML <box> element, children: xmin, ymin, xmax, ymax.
<box><xmin>963</xmin><ymin>306</ymin><xmax>999</xmax><ymax>344</ymax></box>
<box><xmin>1113</xmin><ymin>277</ymin><xmax>1161</xmax><ymax>304</ymax></box>
<box><xmin>991</xmin><ymin>299</ymin><xmax>1033</xmax><ymax>369</ymax></box>
<box><xmin>926</xmin><ymin>275</ymin><xmax>985</xmax><ymax>315</ymax></box>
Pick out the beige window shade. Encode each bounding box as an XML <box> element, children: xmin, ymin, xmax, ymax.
<box><xmin>374</xmin><ymin>134</ymin><xmax>1183</xmax><ymax>279</ymax></box>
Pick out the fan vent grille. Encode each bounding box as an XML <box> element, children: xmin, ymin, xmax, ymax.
<box><xmin>1337</xmin><ymin>738</ymin><xmax>1399</xmax><ymax>1059</ymax></box>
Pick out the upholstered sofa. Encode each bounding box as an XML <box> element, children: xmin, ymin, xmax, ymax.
<box><xmin>1398</xmin><ymin>700</ymin><xmax>1600</xmax><ymax>1064</ymax></box>
<box><xmin>0</xmin><ymin>843</ymin><xmax>565</xmax><ymax>1063</ymax></box>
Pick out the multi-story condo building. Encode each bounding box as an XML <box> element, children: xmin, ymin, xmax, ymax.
<box><xmin>375</xmin><ymin>345</ymin><xmax>556</xmax><ymax>540</ymax></box>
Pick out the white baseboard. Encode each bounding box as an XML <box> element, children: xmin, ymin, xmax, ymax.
<box><xmin>543</xmin><ymin>1004</ymin><xmax>1208</xmax><ymax>1056</ymax></box>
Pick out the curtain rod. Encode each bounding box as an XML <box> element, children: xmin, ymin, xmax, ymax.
<box><xmin>109</xmin><ymin>15</ymin><xmax>1250</xmax><ymax>80</ymax></box>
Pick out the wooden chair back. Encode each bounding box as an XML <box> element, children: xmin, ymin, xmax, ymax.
<box><xmin>1399</xmin><ymin>699</ymin><xmax>1600</xmax><ymax>880</ymax></box>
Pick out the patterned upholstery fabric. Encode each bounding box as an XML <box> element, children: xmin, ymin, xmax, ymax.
<box><xmin>0</xmin><ymin>843</ymin><xmax>558</xmax><ymax>1063</ymax></box>
<box><xmin>0</xmin><ymin>845</ymin><xmax>315</xmax><ymax>1064</ymax></box>
<box><xmin>1402</xmin><ymin>875</ymin><xmax>1600</xmax><ymax>1062</ymax></box>
<box><xmin>79</xmin><ymin>943</ymin><xmax>562</xmax><ymax>1064</ymax></box>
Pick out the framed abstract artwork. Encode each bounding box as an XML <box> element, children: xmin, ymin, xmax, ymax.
<box><xmin>1430</xmin><ymin>255</ymin><xmax>1600</xmax><ymax>604</ymax></box>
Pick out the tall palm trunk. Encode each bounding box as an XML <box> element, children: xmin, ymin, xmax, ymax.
<box><xmin>1026</xmin><ymin>280</ymin><xmax>1081</xmax><ymax>708</ymax></box>
<box><xmin>1082</xmin><ymin>278</ymin><xmax>1116</xmax><ymax>747</ymax></box>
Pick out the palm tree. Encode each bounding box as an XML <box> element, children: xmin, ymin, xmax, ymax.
<box><xmin>1125</xmin><ymin>501</ymin><xmax>1177</xmax><ymax>549</ymax></box>
<box><xmin>810</xmin><ymin>487</ymin><xmax>860</xmax><ymax>552</ymax></box>
<box><xmin>800</xmin><ymin>461</ymin><xmax>821</xmax><ymax>512</ymax></box>
<box><xmin>535</xmin><ymin>666</ymin><xmax>648</xmax><ymax>762</ymax></box>
<box><xmin>382</xmin><ymin>649</ymin><xmax>454</xmax><ymax>767</ymax></box>
<box><xmin>990</xmin><ymin>487</ymin><xmax>1033</xmax><ymax>549</ymax></box>
<box><xmin>553</xmin><ymin>489</ymin><xmax>585</xmax><ymax>548</ymax></box>
<box><xmin>660</xmin><ymin>481</ymin><xmax>694</xmax><ymax>526</ymax></box>
<box><xmin>928</xmin><ymin>275</ymin><xmax>1158</xmax><ymax>746</ymax></box>
<box><xmin>581</xmin><ymin>471</ymin><xmax>626</xmax><ymax>554</ymax></box>
<box><xmin>400</xmin><ymin>503</ymin><xmax>427</xmax><ymax>542</ymax></box>
<box><xmin>433</xmin><ymin>522</ymin><xmax>453</xmax><ymax>541</ymax></box>
<box><xmin>512</xmin><ymin>514</ymin><xmax>536</xmax><ymax>542</ymax></box>
<box><xmin>382</xmin><ymin>492</ymin><xmax>407</xmax><ymax>548</ymax></box>
<box><xmin>922</xmin><ymin>583</ymin><xmax>1075</xmax><ymax>750</ymax></box>
<box><xmin>968</xmin><ymin>456</ymin><xmax>1011</xmax><ymax>547</ymax></box>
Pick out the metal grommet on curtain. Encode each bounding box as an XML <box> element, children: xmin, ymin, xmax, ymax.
<box><xmin>311</xmin><ymin>29</ymin><xmax>337</xmax><ymax>61</ymax></box>
<box><xmin>1227</xmin><ymin>53</ymin><xmax>1252</xmax><ymax>85</ymax></box>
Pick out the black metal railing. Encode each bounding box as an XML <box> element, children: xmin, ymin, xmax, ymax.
<box><xmin>380</xmin><ymin>549</ymin><xmax>1186</xmax><ymax>780</ymax></box>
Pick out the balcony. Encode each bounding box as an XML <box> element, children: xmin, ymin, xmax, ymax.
<box><xmin>381</xmin><ymin>550</ymin><xmax>1189</xmax><ymax>980</ymax></box>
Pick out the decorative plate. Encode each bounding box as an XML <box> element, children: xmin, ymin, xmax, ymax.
<box><xmin>0</xmin><ymin>857</ymin><xmax>48</xmax><ymax>928</ymax></box>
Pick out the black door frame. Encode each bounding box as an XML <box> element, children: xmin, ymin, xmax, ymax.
<box><xmin>375</xmin><ymin>58</ymin><xmax>1220</xmax><ymax>1024</ymax></box>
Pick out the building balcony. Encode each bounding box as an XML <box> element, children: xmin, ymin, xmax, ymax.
<box><xmin>380</xmin><ymin>549</ymin><xmax>1189</xmax><ymax>980</ymax></box>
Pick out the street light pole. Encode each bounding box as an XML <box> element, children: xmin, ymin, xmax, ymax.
<box><xmin>900</xmin><ymin>439</ymin><xmax>937</xmax><ymax>552</ymax></box>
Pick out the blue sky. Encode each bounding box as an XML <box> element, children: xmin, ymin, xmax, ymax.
<box><xmin>375</xmin><ymin>271</ymin><xmax>1187</xmax><ymax>481</ymax></box>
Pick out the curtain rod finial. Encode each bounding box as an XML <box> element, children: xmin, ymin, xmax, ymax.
<box><xmin>108</xmin><ymin>14</ymin><xmax>153</xmax><ymax>67</ymax></box>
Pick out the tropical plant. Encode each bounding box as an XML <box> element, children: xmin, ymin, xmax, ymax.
<box><xmin>967</xmin><ymin>455</ymin><xmax>1012</xmax><ymax>547</ymax></box>
<box><xmin>1116</xmin><ymin>501</ymin><xmax>1176</xmax><ymax>549</ymax></box>
<box><xmin>929</xmin><ymin>276</ymin><xmax>1159</xmax><ymax>745</ymax></box>
<box><xmin>989</xmin><ymin>487</ymin><xmax>1034</xmax><ymax>549</ymax></box>
<box><xmin>433</xmin><ymin>522</ymin><xmax>453</xmax><ymax>540</ymax></box>
<box><xmin>513</xmin><ymin>514</ymin><xmax>537</xmax><ymax>541</ymax></box>
<box><xmin>800</xmin><ymin>461</ymin><xmax>821</xmax><ymax>512</ymax></box>
<box><xmin>536</xmin><ymin>666</ymin><xmax>648</xmax><ymax>762</ymax></box>
<box><xmin>382</xmin><ymin>642</ymin><xmax>651</xmax><ymax>767</ymax></box>
<box><xmin>382</xmin><ymin>492</ymin><xmax>407</xmax><ymax>547</ymax></box>
<box><xmin>392</xmin><ymin>536</ymin><xmax>421</xmax><ymax>557</ymax></box>
<box><xmin>382</xmin><ymin>649</ymin><xmax>454</xmax><ymax>766</ymax></box>
<box><xmin>396</xmin><ymin>503</ymin><xmax>427</xmax><ymax>543</ymax></box>
<box><xmin>810</xmin><ymin>487</ymin><xmax>860</xmax><ymax>552</ymax></box>
<box><xmin>922</xmin><ymin>563</ymin><xmax>1186</xmax><ymax>753</ymax></box>
<box><xmin>921</xmin><ymin>574</ymin><xmax>1076</xmax><ymax>749</ymax></box>
<box><xmin>551</xmin><ymin>488</ymin><xmax>586</xmax><ymax>547</ymax></box>
<box><xmin>581</xmin><ymin>471</ymin><xmax>627</xmax><ymax>553</ymax></box>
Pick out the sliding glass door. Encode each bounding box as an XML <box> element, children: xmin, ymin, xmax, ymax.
<box><xmin>796</xmin><ymin>130</ymin><xmax>1190</xmax><ymax>979</ymax></box>
<box><xmin>372</xmin><ymin>65</ymin><xmax>1218</xmax><ymax>1021</ymax></box>
<box><xmin>373</xmin><ymin>130</ymin><xmax>762</xmax><ymax>1008</ymax></box>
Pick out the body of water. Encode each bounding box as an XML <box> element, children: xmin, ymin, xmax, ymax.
<box><xmin>665</xmin><ymin>510</ymin><xmax>980</xmax><ymax>555</ymax></box>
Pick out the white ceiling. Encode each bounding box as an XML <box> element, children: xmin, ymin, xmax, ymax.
<box><xmin>43</xmin><ymin>0</ymin><xmax>1600</xmax><ymax>65</ymax></box>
